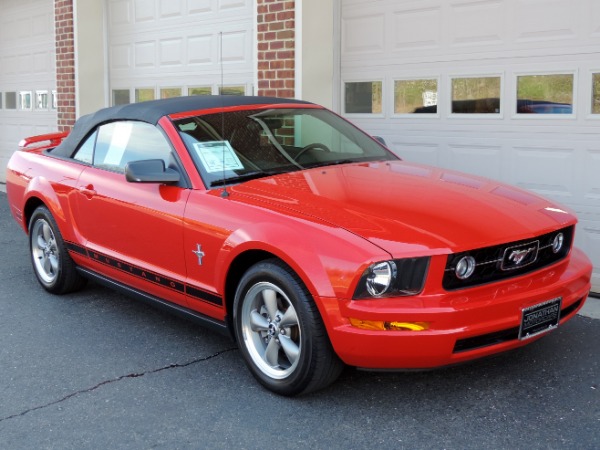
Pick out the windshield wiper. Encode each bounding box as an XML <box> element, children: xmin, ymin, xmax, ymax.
<box><xmin>210</xmin><ymin>169</ymin><xmax>290</xmax><ymax>187</ymax></box>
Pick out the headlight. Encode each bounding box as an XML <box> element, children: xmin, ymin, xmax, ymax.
<box><xmin>366</xmin><ymin>261</ymin><xmax>397</xmax><ymax>297</ymax></box>
<box><xmin>353</xmin><ymin>257</ymin><xmax>430</xmax><ymax>299</ymax></box>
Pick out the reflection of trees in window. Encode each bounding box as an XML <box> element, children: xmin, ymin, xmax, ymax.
<box><xmin>517</xmin><ymin>74</ymin><xmax>573</xmax><ymax>114</ymax></box>
<box><xmin>136</xmin><ymin>88</ymin><xmax>155</xmax><ymax>103</ymax></box>
<box><xmin>219</xmin><ymin>86</ymin><xmax>245</xmax><ymax>96</ymax></box>
<box><xmin>592</xmin><ymin>73</ymin><xmax>600</xmax><ymax>114</ymax></box>
<box><xmin>345</xmin><ymin>81</ymin><xmax>382</xmax><ymax>114</ymax></box>
<box><xmin>451</xmin><ymin>77</ymin><xmax>500</xmax><ymax>114</ymax></box>
<box><xmin>160</xmin><ymin>88</ymin><xmax>182</xmax><ymax>99</ymax></box>
<box><xmin>189</xmin><ymin>87</ymin><xmax>212</xmax><ymax>96</ymax></box>
<box><xmin>395</xmin><ymin>79</ymin><xmax>438</xmax><ymax>114</ymax></box>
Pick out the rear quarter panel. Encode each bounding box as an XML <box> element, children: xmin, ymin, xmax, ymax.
<box><xmin>7</xmin><ymin>149</ymin><xmax>86</xmax><ymax>243</ymax></box>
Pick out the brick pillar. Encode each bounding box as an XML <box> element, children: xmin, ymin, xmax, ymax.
<box><xmin>257</xmin><ymin>0</ymin><xmax>296</xmax><ymax>98</ymax></box>
<box><xmin>55</xmin><ymin>0</ymin><xmax>76</xmax><ymax>132</ymax></box>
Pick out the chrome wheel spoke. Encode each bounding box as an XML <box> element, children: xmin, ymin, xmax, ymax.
<box><xmin>262</xmin><ymin>288</ymin><xmax>279</xmax><ymax>319</ymax></box>
<box><xmin>43</xmin><ymin>255</ymin><xmax>53</xmax><ymax>275</ymax></box>
<box><xmin>279</xmin><ymin>307</ymin><xmax>298</xmax><ymax>328</ymax></box>
<box><xmin>250</xmin><ymin>309</ymin><xmax>269</xmax><ymax>332</ymax></box>
<box><xmin>279</xmin><ymin>335</ymin><xmax>300</xmax><ymax>365</ymax></box>
<box><xmin>49</xmin><ymin>255</ymin><xmax>59</xmax><ymax>273</ymax></box>
<box><xmin>36</xmin><ymin>234</ymin><xmax>47</xmax><ymax>251</ymax></box>
<box><xmin>264</xmin><ymin>337</ymin><xmax>280</xmax><ymax>367</ymax></box>
<box><xmin>240</xmin><ymin>280</ymin><xmax>302</xmax><ymax>380</ymax></box>
<box><xmin>42</xmin><ymin>223</ymin><xmax>53</xmax><ymax>243</ymax></box>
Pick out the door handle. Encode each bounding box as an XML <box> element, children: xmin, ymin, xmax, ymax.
<box><xmin>78</xmin><ymin>185</ymin><xmax>96</xmax><ymax>199</ymax></box>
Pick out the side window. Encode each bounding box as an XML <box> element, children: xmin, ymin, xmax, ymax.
<box><xmin>73</xmin><ymin>131</ymin><xmax>97</xmax><ymax>164</ymax></box>
<box><xmin>93</xmin><ymin>121</ymin><xmax>173</xmax><ymax>173</ymax></box>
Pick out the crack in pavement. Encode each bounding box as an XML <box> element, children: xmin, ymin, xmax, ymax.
<box><xmin>0</xmin><ymin>347</ymin><xmax>238</xmax><ymax>423</ymax></box>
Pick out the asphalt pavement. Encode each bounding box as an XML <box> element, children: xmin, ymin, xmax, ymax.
<box><xmin>0</xmin><ymin>190</ymin><xmax>598</xmax><ymax>449</ymax></box>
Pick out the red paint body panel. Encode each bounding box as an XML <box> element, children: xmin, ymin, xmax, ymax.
<box><xmin>5</xmin><ymin>101</ymin><xmax>592</xmax><ymax>371</ymax></box>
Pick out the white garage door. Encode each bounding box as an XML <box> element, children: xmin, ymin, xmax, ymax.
<box><xmin>0</xmin><ymin>0</ymin><xmax>57</xmax><ymax>183</ymax></box>
<box><xmin>340</xmin><ymin>0</ymin><xmax>600</xmax><ymax>293</ymax></box>
<box><xmin>107</xmin><ymin>0</ymin><xmax>254</xmax><ymax>105</ymax></box>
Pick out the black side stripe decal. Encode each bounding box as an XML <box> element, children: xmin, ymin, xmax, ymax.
<box><xmin>65</xmin><ymin>241</ymin><xmax>223</xmax><ymax>306</ymax></box>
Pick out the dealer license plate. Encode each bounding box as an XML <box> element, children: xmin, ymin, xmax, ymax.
<box><xmin>519</xmin><ymin>297</ymin><xmax>562</xmax><ymax>340</ymax></box>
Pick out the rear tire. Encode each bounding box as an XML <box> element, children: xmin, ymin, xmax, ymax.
<box><xmin>233</xmin><ymin>259</ymin><xmax>343</xmax><ymax>396</ymax></box>
<box><xmin>29</xmin><ymin>206</ymin><xmax>86</xmax><ymax>294</ymax></box>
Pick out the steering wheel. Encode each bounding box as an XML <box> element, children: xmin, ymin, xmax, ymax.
<box><xmin>293</xmin><ymin>143</ymin><xmax>332</xmax><ymax>161</ymax></box>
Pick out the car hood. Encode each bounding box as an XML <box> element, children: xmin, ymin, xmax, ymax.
<box><xmin>229</xmin><ymin>161</ymin><xmax>576</xmax><ymax>257</ymax></box>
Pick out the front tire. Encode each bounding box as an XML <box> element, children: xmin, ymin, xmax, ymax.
<box><xmin>29</xmin><ymin>206</ymin><xmax>86</xmax><ymax>294</ymax></box>
<box><xmin>233</xmin><ymin>259</ymin><xmax>343</xmax><ymax>396</ymax></box>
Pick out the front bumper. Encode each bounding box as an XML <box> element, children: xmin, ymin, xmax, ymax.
<box><xmin>320</xmin><ymin>248</ymin><xmax>592</xmax><ymax>369</ymax></box>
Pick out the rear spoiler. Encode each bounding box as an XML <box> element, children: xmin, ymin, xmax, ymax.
<box><xmin>18</xmin><ymin>132</ymin><xmax>68</xmax><ymax>150</ymax></box>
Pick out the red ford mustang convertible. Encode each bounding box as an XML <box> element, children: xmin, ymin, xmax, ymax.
<box><xmin>6</xmin><ymin>96</ymin><xmax>592</xmax><ymax>395</ymax></box>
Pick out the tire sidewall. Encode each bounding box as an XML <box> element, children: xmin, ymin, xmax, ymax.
<box><xmin>29</xmin><ymin>206</ymin><xmax>67</xmax><ymax>292</ymax></box>
<box><xmin>233</xmin><ymin>261</ymin><xmax>315</xmax><ymax>396</ymax></box>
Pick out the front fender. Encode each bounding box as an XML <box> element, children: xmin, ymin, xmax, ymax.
<box><xmin>216</xmin><ymin>219</ymin><xmax>390</xmax><ymax>300</ymax></box>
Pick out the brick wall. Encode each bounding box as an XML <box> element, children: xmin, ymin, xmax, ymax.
<box><xmin>54</xmin><ymin>0</ymin><xmax>76</xmax><ymax>131</ymax></box>
<box><xmin>257</xmin><ymin>0</ymin><xmax>296</xmax><ymax>98</ymax></box>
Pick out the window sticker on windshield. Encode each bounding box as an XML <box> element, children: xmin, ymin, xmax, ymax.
<box><xmin>192</xmin><ymin>141</ymin><xmax>244</xmax><ymax>173</ymax></box>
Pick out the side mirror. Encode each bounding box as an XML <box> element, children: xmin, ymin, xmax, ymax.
<box><xmin>125</xmin><ymin>159</ymin><xmax>181</xmax><ymax>184</ymax></box>
<box><xmin>373</xmin><ymin>136</ymin><xmax>387</xmax><ymax>146</ymax></box>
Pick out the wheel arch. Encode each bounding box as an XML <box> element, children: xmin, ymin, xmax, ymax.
<box><xmin>223</xmin><ymin>249</ymin><xmax>275</xmax><ymax>336</ymax></box>
<box><xmin>22</xmin><ymin>177</ymin><xmax>68</xmax><ymax>235</ymax></box>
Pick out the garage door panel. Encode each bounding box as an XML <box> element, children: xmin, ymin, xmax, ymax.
<box><xmin>341</xmin><ymin>0</ymin><xmax>600</xmax><ymax>293</ymax></box>
<box><xmin>159</xmin><ymin>38</ymin><xmax>183</xmax><ymax>66</ymax></box>
<box><xmin>511</xmin><ymin>146</ymin><xmax>575</xmax><ymax>199</ymax></box>
<box><xmin>514</xmin><ymin>0</ymin><xmax>577</xmax><ymax>42</ymax></box>
<box><xmin>391</xmin><ymin>140</ymin><xmax>441</xmax><ymax>167</ymax></box>
<box><xmin>188</xmin><ymin>35</ymin><xmax>214</xmax><ymax>65</ymax></box>
<box><xmin>108</xmin><ymin>0</ymin><xmax>254</xmax><ymax>103</ymax></box>
<box><xmin>0</xmin><ymin>0</ymin><xmax>57</xmax><ymax>183</ymax></box>
<box><xmin>576</xmin><ymin>218</ymin><xmax>600</xmax><ymax>292</ymax></box>
<box><xmin>159</xmin><ymin>0</ymin><xmax>183</xmax><ymax>18</ymax></box>
<box><xmin>450</xmin><ymin>0</ymin><xmax>504</xmax><ymax>46</ymax></box>
<box><xmin>447</xmin><ymin>143</ymin><xmax>503</xmax><ymax>180</ymax></box>
<box><xmin>394</xmin><ymin>7</ymin><xmax>441</xmax><ymax>51</ymax></box>
<box><xmin>584</xmin><ymin>148</ymin><xmax>600</xmax><ymax>201</ymax></box>
<box><xmin>342</xmin><ymin>14</ymin><xmax>385</xmax><ymax>55</ymax></box>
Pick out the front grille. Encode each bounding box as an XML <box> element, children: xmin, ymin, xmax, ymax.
<box><xmin>443</xmin><ymin>226</ymin><xmax>573</xmax><ymax>291</ymax></box>
<box><xmin>453</xmin><ymin>297</ymin><xmax>584</xmax><ymax>353</ymax></box>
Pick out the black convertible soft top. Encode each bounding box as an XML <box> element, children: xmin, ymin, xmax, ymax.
<box><xmin>51</xmin><ymin>95</ymin><xmax>312</xmax><ymax>158</ymax></box>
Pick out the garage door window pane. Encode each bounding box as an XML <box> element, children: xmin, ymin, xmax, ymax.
<box><xmin>19</xmin><ymin>92</ymin><xmax>32</xmax><ymax>110</ymax></box>
<box><xmin>5</xmin><ymin>92</ymin><xmax>17</xmax><ymax>109</ymax></box>
<box><xmin>161</xmin><ymin>87</ymin><xmax>182</xmax><ymax>99</ymax></box>
<box><xmin>0</xmin><ymin>93</ymin><xmax>3</xmax><ymax>109</ymax></box>
<box><xmin>189</xmin><ymin>86</ymin><xmax>212</xmax><ymax>96</ymax></box>
<box><xmin>36</xmin><ymin>91</ymin><xmax>49</xmax><ymax>110</ymax></box>
<box><xmin>219</xmin><ymin>86</ymin><xmax>245</xmax><ymax>96</ymax></box>
<box><xmin>592</xmin><ymin>73</ymin><xmax>600</xmax><ymax>114</ymax></box>
<box><xmin>112</xmin><ymin>89</ymin><xmax>130</xmax><ymax>106</ymax></box>
<box><xmin>516</xmin><ymin>74</ymin><xmax>573</xmax><ymax>114</ymax></box>
<box><xmin>135</xmin><ymin>88</ymin><xmax>155</xmax><ymax>103</ymax></box>
<box><xmin>452</xmin><ymin>77</ymin><xmax>501</xmax><ymax>114</ymax></box>
<box><xmin>345</xmin><ymin>81</ymin><xmax>382</xmax><ymax>114</ymax></box>
<box><xmin>395</xmin><ymin>79</ymin><xmax>438</xmax><ymax>114</ymax></box>
<box><xmin>52</xmin><ymin>90</ymin><xmax>58</xmax><ymax>109</ymax></box>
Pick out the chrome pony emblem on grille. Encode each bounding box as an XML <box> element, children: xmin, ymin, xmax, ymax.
<box><xmin>509</xmin><ymin>248</ymin><xmax>535</xmax><ymax>265</ymax></box>
<box><xmin>501</xmin><ymin>240</ymin><xmax>539</xmax><ymax>271</ymax></box>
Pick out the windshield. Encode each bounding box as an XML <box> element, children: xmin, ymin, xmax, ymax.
<box><xmin>173</xmin><ymin>107</ymin><xmax>398</xmax><ymax>188</ymax></box>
